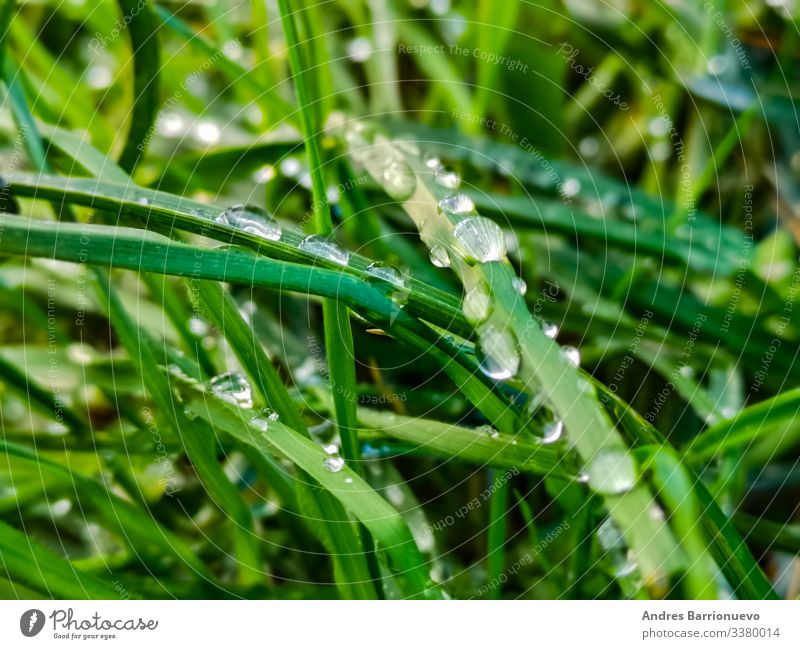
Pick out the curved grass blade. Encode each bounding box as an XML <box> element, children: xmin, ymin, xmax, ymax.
<box><xmin>175</xmin><ymin>376</ymin><xmax>441</xmax><ymax>599</ymax></box>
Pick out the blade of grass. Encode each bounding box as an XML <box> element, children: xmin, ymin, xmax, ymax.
<box><xmin>116</xmin><ymin>0</ymin><xmax>161</xmax><ymax>172</ymax></box>
<box><xmin>174</xmin><ymin>374</ymin><xmax>441</xmax><ymax>598</ymax></box>
<box><xmin>0</xmin><ymin>519</ymin><xmax>123</xmax><ymax>599</ymax></box>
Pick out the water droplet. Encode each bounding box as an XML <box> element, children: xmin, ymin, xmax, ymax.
<box><xmin>249</xmin><ymin>414</ymin><xmax>271</xmax><ymax>432</ymax></box>
<box><xmin>707</xmin><ymin>54</ymin><xmax>728</xmax><ymax>76</ymax></box>
<box><xmin>585</xmin><ymin>448</ymin><xmax>637</xmax><ymax>495</ymax></box>
<box><xmin>462</xmin><ymin>283</ymin><xmax>492</xmax><ymax>324</ymax></box>
<box><xmin>280</xmin><ymin>157</ymin><xmax>303</xmax><ymax>177</ymax></box>
<box><xmin>477</xmin><ymin>323</ymin><xmax>520</xmax><ymax>380</ymax></box>
<box><xmin>423</xmin><ymin>153</ymin><xmax>441</xmax><ymax>169</ymax></box>
<box><xmin>346</xmin><ymin>36</ymin><xmax>373</xmax><ymax>62</ymax></box>
<box><xmin>512</xmin><ymin>276</ymin><xmax>527</xmax><ymax>296</ymax></box>
<box><xmin>365</xmin><ymin>262</ymin><xmax>405</xmax><ymax>287</ymax></box>
<box><xmin>477</xmin><ymin>424</ymin><xmax>500</xmax><ymax>439</ymax></box>
<box><xmin>382</xmin><ymin>160</ymin><xmax>417</xmax><ymax>201</ymax></box>
<box><xmin>429</xmin><ymin>245</ymin><xmax>451</xmax><ymax>268</ymax></box>
<box><xmin>542</xmin><ymin>321</ymin><xmax>559</xmax><ymax>339</ymax></box>
<box><xmin>136</xmin><ymin>196</ymin><xmax>150</xmax><ymax>206</ymax></box>
<box><xmin>253</xmin><ymin>164</ymin><xmax>276</xmax><ymax>184</ymax></box>
<box><xmin>344</xmin><ymin>476</ymin><xmax>353</xmax><ymax>484</ymax></box>
<box><xmin>215</xmin><ymin>204</ymin><xmax>281</xmax><ymax>242</ymax></box>
<box><xmin>562</xmin><ymin>178</ymin><xmax>581</xmax><ymax>197</ymax></box>
<box><xmin>210</xmin><ymin>371</ymin><xmax>253</xmax><ymax>408</ymax></box>
<box><xmin>578</xmin><ymin>136</ymin><xmax>599</xmax><ymax>158</ymax></box>
<box><xmin>195</xmin><ymin>121</ymin><xmax>221</xmax><ymax>144</ymax></box>
<box><xmin>299</xmin><ymin>235</ymin><xmax>350</xmax><ymax>266</ymax></box>
<box><xmin>188</xmin><ymin>317</ymin><xmax>209</xmax><ymax>336</ymax></box>
<box><xmin>323</xmin><ymin>453</ymin><xmax>346</xmax><ymax>473</ymax></box>
<box><xmin>542</xmin><ymin>419</ymin><xmax>564</xmax><ymax>444</ymax></box>
<box><xmin>452</xmin><ymin>216</ymin><xmax>506</xmax><ymax>264</ymax></box>
<box><xmin>438</xmin><ymin>193</ymin><xmax>475</xmax><ymax>216</ymax></box>
<box><xmin>434</xmin><ymin>167</ymin><xmax>461</xmax><ymax>189</ymax></box>
<box><xmin>562</xmin><ymin>345</ymin><xmax>581</xmax><ymax>367</ymax></box>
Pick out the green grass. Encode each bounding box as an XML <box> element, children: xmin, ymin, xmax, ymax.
<box><xmin>0</xmin><ymin>0</ymin><xmax>798</xmax><ymax>600</ymax></box>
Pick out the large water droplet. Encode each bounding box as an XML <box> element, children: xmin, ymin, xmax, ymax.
<box><xmin>438</xmin><ymin>193</ymin><xmax>476</xmax><ymax>216</ymax></box>
<box><xmin>477</xmin><ymin>323</ymin><xmax>520</xmax><ymax>380</ymax></box>
<box><xmin>453</xmin><ymin>216</ymin><xmax>506</xmax><ymax>263</ymax></box>
<box><xmin>210</xmin><ymin>371</ymin><xmax>253</xmax><ymax>408</ymax></box>
<box><xmin>542</xmin><ymin>419</ymin><xmax>565</xmax><ymax>444</ymax></box>
<box><xmin>429</xmin><ymin>245</ymin><xmax>451</xmax><ymax>268</ymax></box>
<box><xmin>323</xmin><ymin>452</ymin><xmax>346</xmax><ymax>473</ymax></box>
<box><xmin>586</xmin><ymin>448</ymin><xmax>637</xmax><ymax>495</ymax></box>
<box><xmin>215</xmin><ymin>204</ymin><xmax>281</xmax><ymax>242</ymax></box>
<box><xmin>478</xmin><ymin>424</ymin><xmax>500</xmax><ymax>439</ymax></box>
<box><xmin>382</xmin><ymin>160</ymin><xmax>417</xmax><ymax>201</ymax></box>
<box><xmin>365</xmin><ymin>262</ymin><xmax>405</xmax><ymax>287</ymax></box>
<box><xmin>299</xmin><ymin>235</ymin><xmax>350</xmax><ymax>266</ymax></box>
<box><xmin>462</xmin><ymin>283</ymin><xmax>492</xmax><ymax>324</ymax></box>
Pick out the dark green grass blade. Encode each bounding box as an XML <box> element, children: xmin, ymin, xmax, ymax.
<box><xmin>116</xmin><ymin>0</ymin><xmax>161</xmax><ymax>172</ymax></box>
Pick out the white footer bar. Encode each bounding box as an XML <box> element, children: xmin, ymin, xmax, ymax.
<box><xmin>0</xmin><ymin>600</ymin><xmax>797</xmax><ymax>648</ymax></box>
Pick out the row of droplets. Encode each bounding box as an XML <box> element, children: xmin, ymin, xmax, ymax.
<box><xmin>208</xmin><ymin>371</ymin><xmax>349</xmax><ymax>475</ymax></box>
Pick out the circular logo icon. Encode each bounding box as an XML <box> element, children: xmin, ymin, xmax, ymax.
<box><xmin>20</xmin><ymin>609</ymin><xmax>45</xmax><ymax>637</ymax></box>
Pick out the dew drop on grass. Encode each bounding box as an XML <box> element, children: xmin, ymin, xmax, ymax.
<box><xmin>215</xmin><ymin>204</ymin><xmax>281</xmax><ymax>242</ymax></box>
<box><xmin>585</xmin><ymin>448</ymin><xmax>637</xmax><ymax>495</ymax></box>
<box><xmin>346</xmin><ymin>36</ymin><xmax>373</xmax><ymax>62</ymax></box>
<box><xmin>562</xmin><ymin>345</ymin><xmax>581</xmax><ymax>367</ymax></box>
<box><xmin>365</xmin><ymin>262</ymin><xmax>405</xmax><ymax>287</ymax></box>
<box><xmin>188</xmin><ymin>317</ymin><xmax>209</xmax><ymax>336</ymax></box>
<box><xmin>438</xmin><ymin>193</ymin><xmax>475</xmax><ymax>216</ymax></box>
<box><xmin>382</xmin><ymin>160</ymin><xmax>417</xmax><ymax>201</ymax></box>
<box><xmin>477</xmin><ymin>323</ymin><xmax>521</xmax><ymax>380</ymax></box>
<box><xmin>280</xmin><ymin>157</ymin><xmax>303</xmax><ymax>177</ymax></box>
<box><xmin>299</xmin><ymin>235</ymin><xmax>351</xmax><ymax>266</ymax></box>
<box><xmin>462</xmin><ymin>283</ymin><xmax>492</xmax><ymax>324</ymax></box>
<box><xmin>210</xmin><ymin>371</ymin><xmax>253</xmax><ymax>408</ymax></box>
<box><xmin>249</xmin><ymin>414</ymin><xmax>271</xmax><ymax>432</ymax></box>
<box><xmin>323</xmin><ymin>453</ymin><xmax>346</xmax><ymax>473</ymax></box>
<box><xmin>512</xmin><ymin>276</ymin><xmax>527</xmax><ymax>296</ymax></box>
<box><xmin>434</xmin><ymin>167</ymin><xmax>461</xmax><ymax>189</ymax></box>
<box><xmin>453</xmin><ymin>216</ymin><xmax>507</xmax><ymax>263</ymax></box>
<box><xmin>423</xmin><ymin>153</ymin><xmax>442</xmax><ymax>169</ymax></box>
<box><xmin>344</xmin><ymin>476</ymin><xmax>353</xmax><ymax>484</ymax></box>
<box><xmin>562</xmin><ymin>177</ymin><xmax>581</xmax><ymax>197</ymax></box>
<box><xmin>542</xmin><ymin>321</ymin><xmax>559</xmax><ymax>339</ymax></box>
<box><xmin>429</xmin><ymin>245</ymin><xmax>451</xmax><ymax>268</ymax></box>
<box><xmin>542</xmin><ymin>419</ymin><xmax>564</xmax><ymax>444</ymax></box>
